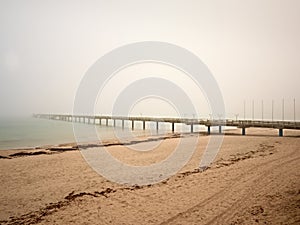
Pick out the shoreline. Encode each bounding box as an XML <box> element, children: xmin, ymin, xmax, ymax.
<box><xmin>1</xmin><ymin>127</ymin><xmax>299</xmax><ymax>158</ymax></box>
<box><xmin>0</xmin><ymin>132</ymin><xmax>185</xmax><ymax>158</ymax></box>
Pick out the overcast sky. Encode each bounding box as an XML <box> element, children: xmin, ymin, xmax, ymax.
<box><xmin>0</xmin><ymin>0</ymin><xmax>299</xmax><ymax>120</ymax></box>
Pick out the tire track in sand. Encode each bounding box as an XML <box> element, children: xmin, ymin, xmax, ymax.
<box><xmin>159</xmin><ymin>145</ymin><xmax>299</xmax><ymax>225</ymax></box>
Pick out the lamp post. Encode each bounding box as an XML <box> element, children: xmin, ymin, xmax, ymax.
<box><xmin>261</xmin><ymin>100</ymin><xmax>264</xmax><ymax>121</ymax></box>
<box><xmin>252</xmin><ymin>100</ymin><xmax>254</xmax><ymax>121</ymax></box>
<box><xmin>244</xmin><ymin>100</ymin><xmax>246</xmax><ymax>120</ymax></box>
<box><xmin>272</xmin><ymin>100</ymin><xmax>274</xmax><ymax>122</ymax></box>
<box><xmin>282</xmin><ymin>98</ymin><xmax>285</xmax><ymax>122</ymax></box>
<box><xmin>294</xmin><ymin>98</ymin><xmax>296</xmax><ymax>123</ymax></box>
<box><xmin>217</xmin><ymin>114</ymin><xmax>223</xmax><ymax>124</ymax></box>
<box><xmin>235</xmin><ymin>114</ymin><xmax>239</xmax><ymax>121</ymax></box>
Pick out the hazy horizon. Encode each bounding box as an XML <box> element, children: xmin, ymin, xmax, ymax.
<box><xmin>1</xmin><ymin>0</ymin><xmax>300</xmax><ymax>121</ymax></box>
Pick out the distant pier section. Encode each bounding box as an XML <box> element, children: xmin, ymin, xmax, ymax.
<box><xmin>33</xmin><ymin>114</ymin><xmax>300</xmax><ymax>137</ymax></box>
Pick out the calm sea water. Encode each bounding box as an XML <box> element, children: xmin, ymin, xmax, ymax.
<box><xmin>0</xmin><ymin>117</ymin><xmax>227</xmax><ymax>150</ymax></box>
<box><xmin>0</xmin><ymin>117</ymin><xmax>74</xmax><ymax>150</ymax></box>
<box><xmin>0</xmin><ymin>117</ymin><xmax>149</xmax><ymax>150</ymax></box>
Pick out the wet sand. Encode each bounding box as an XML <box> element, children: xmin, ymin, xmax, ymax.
<box><xmin>0</xmin><ymin>128</ymin><xmax>299</xmax><ymax>224</ymax></box>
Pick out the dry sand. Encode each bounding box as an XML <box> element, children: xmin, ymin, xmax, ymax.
<box><xmin>0</xmin><ymin>128</ymin><xmax>299</xmax><ymax>224</ymax></box>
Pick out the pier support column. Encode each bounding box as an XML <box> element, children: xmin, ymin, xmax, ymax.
<box><xmin>191</xmin><ymin>124</ymin><xmax>194</xmax><ymax>133</ymax></box>
<box><xmin>242</xmin><ymin>127</ymin><xmax>246</xmax><ymax>135</ymax></box>
<box><xmin>207</xmin><ymin>126</ymin><xmax>211</xmax><ymax>135</ymax></box>
<box><xmin>219</xmin><ymin>126</ymin><xmax>222</xmax><ymax>134</ymax></box>
<box><xmin>279</xmin><ymin>128</ymin><xmax>283</xmax><ymax>137</ymax></box>
<box><xmin>143</xmin><ymin>121</ymin><xmax>146</xmax><ymax>130</ymax></box>
<box><xmin>132</xmin><ymin>120</ymin><xmax>134</xmax><ymax>130</ymax></box>
<box><xmin>113</xmin><ymin>119</ymin><xmax>116</xmax><ymax>127</ymax></box>
<box><xmin>172</xmin><ymin>122</ymin><xmax>175</xmax><ymax>133</ymax></box>
<box><xmin>156</xmin><ymin>121</ymin><xmax>159</xmax><ymax>132</ymax></box>
<box><xmin>106</xmin><ymin>119</ymin><xmax>108</xmax><ymax>126</ymax></box>
<box><xmin>99</xmin><ymin>118</ymin><xmax>101</xmax><ymax>125</ymax></box>
<box><xmin>122</xmin><ymin>120</ymin><xmax>124</xmax><ymax>130</ymax></box>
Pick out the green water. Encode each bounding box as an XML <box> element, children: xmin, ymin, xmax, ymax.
<box><xmin>0</xmin><ymin>117</ymin><xmax>168</xmax><ymax>150</ymax></box>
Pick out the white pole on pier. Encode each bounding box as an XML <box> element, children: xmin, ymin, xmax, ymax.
<box><xmin>294</xmin><ymin>98</ymin><xmax>296</xmax><ymax>122</ymax></box>
<box><xmin>282</xmin><ymin>98</ymin><xmax>285</xmax><ymax>122</ymax></box>
<box><xmin>244</xmin><ymin>100</ymin><xmax>246</xmax><ymax>120</ymax></box>
<box><xmin>272</xmin><ymin>100</ymin><xmax>274</xmax><ymax>122</ymax></box>
<box><xmin>261</xmin><ymin>100</ymin><xmax>264</xmax><ymax>121</ymax></box>
<box><xmin>252</xmin><ymin>100</ymin><xmax>254</xmax><ymax>121</ymax></box>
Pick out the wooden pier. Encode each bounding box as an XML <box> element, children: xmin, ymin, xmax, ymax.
<box><xmin>33</xmin><ymin>114</ymin><xmax>300</xmax><ymax>137</ymax></box>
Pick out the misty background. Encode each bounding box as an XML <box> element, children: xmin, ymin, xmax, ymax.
<box><xmin>1</xmin><ymin>0</ymin><xmax>299</xmax><ymax>120</ymax></box>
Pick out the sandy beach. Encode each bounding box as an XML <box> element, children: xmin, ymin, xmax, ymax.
<box><xmin>0</xmin><ymin>128</ymin><xmax>299</xmax><ymax>224</ymax></box>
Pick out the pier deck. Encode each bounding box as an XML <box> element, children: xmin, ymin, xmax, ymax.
<box><xmin>33</xmin><ymin>114</ymin><xmax>300</xmax><ymax>137</ymax></box>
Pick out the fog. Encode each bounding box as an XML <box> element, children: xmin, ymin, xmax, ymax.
<box><xmin>1</xmin><ymin>0</ymin><xmax>300</xmax><ymax>120</ymax></box>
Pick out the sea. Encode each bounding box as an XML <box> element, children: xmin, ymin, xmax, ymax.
<box><xmin>0</xmin><ymin>116</ymin><xmax>230</xmax><ymax>150</ymax></box>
